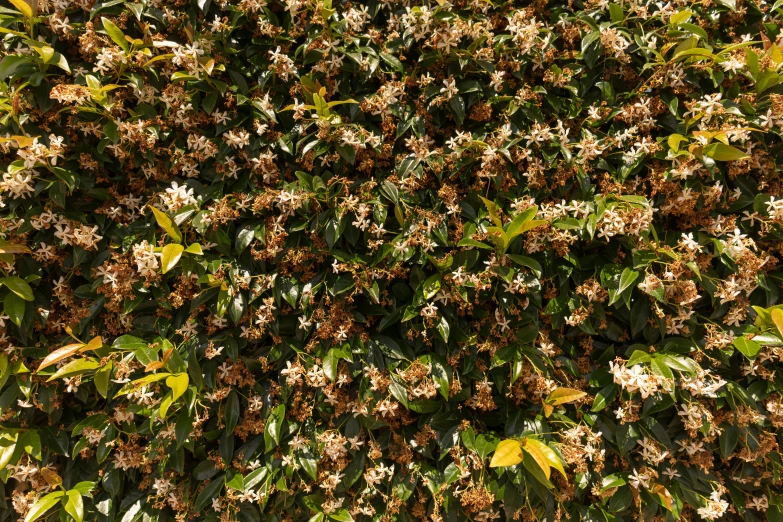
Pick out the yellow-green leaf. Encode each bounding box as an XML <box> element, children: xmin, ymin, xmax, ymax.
<box><xmin>667</xmin><ymin>134</ymin><xmax>688</xmax><ymax>152</ymax></box>
<box><xmin>24</xmin><ymin>492</ymin><xmax>64</xmax><ymax>522</ymax></box>
<box><xmin>159</xmin><ymin>392</ymin><xmax>174</xmax><ymax>419</ymax></box>
<box><xmin>669</xmin><ymin>9</ymin><xmax>692</xmax><ymax>25</ymax></box>
<box><xmin>0</xmin><ymin>26</ymin><xmax>27</xmax><ymax>38</ymax></box>
<box><xmin>479</xmin><ymin>196</ymin><xmax>503</xmax><ymax>227</ymax></box>
<box><xmin>166</xmin><ymin>373</ymin><xmax>189</xmax><ymax>402</ymax></box>
<box><xmin>161</xmin><ymin>243</ymin><xmax>185</xmax><ymax>274</ymax></box>
<box><xmin>489</xmin><ymin>439</ymin><xmax>524</xmax><ymax>467</ymax></box>
<box><xmin>46</xmin><ymin>358</ymin><xmax>100</xmax><ymax>382</ymax></box>
<box><xmin>94</xmin><ymin>362</ymin><xmax>112</xmax><ymax>399</ymax></box>
<box><xmin>184</xmin><ymin>243</ymin><xmax>203</xmax><ymax>255</ymax></box>
<box><xmin>101</xmin><ymin>17</ymin><xmax>129</xmax><ymax>53</ymax></box>
<box><xmin>149</xmin><ymin>206</ymin><xmax>183</xmax><ymax>243</ymax></box>
<box><xmin>703</xmin><ymin>142</ymin><xmax>749</xmax><ymax>162</ymax></box>
<box><xmin>63</xmin><ymin>490</ymin><xmax>84</xmax><ymax>522</ymax></box>
<box><xmin>143</xmin><ymin>53</ymin><xmax>174</xmax><ymax>68</ymax></box>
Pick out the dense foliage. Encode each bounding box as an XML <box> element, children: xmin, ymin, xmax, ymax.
<box><xmin>0</xmin><ymin>0</ymin><xmax>783</xmax><ymax>520</ymax></box>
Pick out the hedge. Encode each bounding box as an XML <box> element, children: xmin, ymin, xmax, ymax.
<box><xmin>0</xmin><ymin>0</ymin><xmax>782</xmax><ymax>520</ymax></box>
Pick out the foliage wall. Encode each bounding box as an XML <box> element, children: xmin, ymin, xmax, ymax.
<box><xmin>0</xmin><ymin>0</ymin><xmax>783</xmax><ymax>520</ymax></box>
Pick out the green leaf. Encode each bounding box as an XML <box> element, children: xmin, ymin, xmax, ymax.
<box><xmin>149</xmin><ymin>206</ymin><xmax>183</xmax><ymax>243</ymax></box>
<box><xmin>420</xmin><ymin>274</ymin><xmax>442</xmax><ymax>301</ymax></box>
<box><xmin>479</xmin><ymin>196</ymin><xmax>503</xmax><ymax>227</ymax></box>
<box><xmin>508</xmin><ymin>254</ymin><xmax>543</xmax><ymax>277</ymax></box>
<box><xmin>505</xmin><ymin>205</ymin><xmax>540</xmax><ymax>239</ymax></box>
<box><xmin>225</xmin><ymin>390</ymin><xmax>240</xmax><ymax>434</ymax></box>
<box><xmin>3</xmin><ymin>276</ymin><xmax>34</xmax><ymax>301</ymax></box>
<box><xmin>20</xmin><ymin>430</ymin><xmax>41</xmax><ymax>460</ymax></box>
<box><xmin>265</xmin><ymin>403</ymin><xmax>285</xmax><ymax>446</ymax></box>
<box><xmin>449</xmin><ymin>95</ymin><xmax>465</xmax><ymax>126</ymax></box>
<box><xmin>329</xmin><ymin>510</ymin><xmax>354</xmax><ymax>522</ymax></box>
<box><xmin>24</xmin><ymin>491</ymin><xmax>65</xmax><ymax>522</ymax></box>
<box><xmin>4</xmin><ymin>291</ymin><xmax>25</xmax><ymax>327</ymax></box>
<box><xmin>94</xmin><ymin>362</ymin><xmax>112</xmax><ymax>399</ymax></box>
<box><xmin>324</xmin><ymin>348</ymin><xmax>339</xmax><ymax>381</ymax></box>
<box><xmin>650</xmin><ymin>355</ymin><xmax>674</xmax><ymax>381</ymax></box>
<box><xmin>609</xmin><ymin>268</ymin><xmax>639</xmax><ymax>306</ymax></box>
<box><xmin>608</xmin><ymin>3</ymin><xmax>623</xmax><ymax>22</ymax></box>
<box><xmin>617</xmin><ymin>268</ymin><xmax>639</xmax><ymax>296</ymax></box>
<box><xmin>112</xmin><ymin>335</ymin><xmax>147</xmax><ymax>351</ymax></box>
<box><xmin>298</xmin><ymin>448</ymin><xmax>318</xmax><ymax>480</ymax></box>
<box><xmin>194</xmin><ymin>476</ymin><xmax>224</xmax><ymax>511</ymax></box>
<box><xmin>63</xmin><ymin>490</ymin><xmax>84</xmax><ymax>522</ymax></box>
<box><xmin>734</xmin><ymin>336</ymin><xmax>761</xmax><ymax>359</ymax></box>
<box><xmin>600</xmin><ymin>473</ymin><xmax>627</xmax><ymax>491</ymax></box>
<box><xmin>101</xmin><ymin>17</ymin><xmax>129</xmax><ymax>53</ymax></box>
<box><xmin>160</xmin><ymin>243</ymin><xmax>185</xmax><ymax>274</ymax></box>
<box><xmin>436</xmin><ymin>316</ymin><xmax>450</xmax><ymax>343</ymax></box>
<box><xmin>719</xmin><ymin>426</ymin><xmax>739</xmax><ymax>458</ymax></box>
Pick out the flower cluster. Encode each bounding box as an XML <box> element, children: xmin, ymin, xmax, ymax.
<box><xmin>0</xmin><ymin>0</ymin><xmax>782</xmax><ymax>521</ymax></box>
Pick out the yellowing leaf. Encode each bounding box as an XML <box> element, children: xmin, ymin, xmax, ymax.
<box><xmin>117</xmin><ymin>372</ymin><xmax>171</xmax><ymax>395</ymax></box>
<box><xmin>40</xmin><ymin>468</ymin><xmax>62</xmax><ymax>486</ymax></box>
<box><xmin>521</xmin><ymin>438</ymin><xmax>551</xmax><ymax>479</ymax></box>
<box><xmin>81</xmin><ymin>335</ymin><xmax>103</xmax><ymax>352</ymax></box>
<box><xmin>161</xmin><ymin>243</ymin><xmax>185</xmax><ymax>274</ymax></box>
<box><xmin>771</xmin><ymin>309</ymin><xmax>783</xmax><ymax>339</ymax></box>
<box><xmin>489</xmin><ymin>439</ymin><xmax>524</xmax><ymax>468</ymax></box>
<box><xmin>0</xmin><ymin>243</ymin><xmax>31</xmax><ymax>254</ymax></box>
<box><xmin>650</xmin><ymin>483</ymin><xmax>673</xmax><ymax>511</ymax></box>
<box><xmin>159</xmin><ymin>392</ymin><xmax>174</xmax><ymax>419</ymax></box>
<box><xmin>37</xmin><ymin>343</ymin><xmax>84</xmax><ymax>372</ymax></box>
<box><xmin>12</xmin><ymin>135</ymin><xmax>39</xmax><ymax>148</ymax></box>
<box><xmin>524</xmin><ymin>438</ymin><xmax>566</xmax><ymax>479</ymax></box>
<box><xmin>9</xmin><ymin>0</ymin><xmax>33</xmax><ymax>18</ymax></box>
<box><xmin>546</xmin><ymin>387</ymin><xmax>587</xmax><ymax>406</ymax></box>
